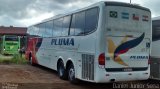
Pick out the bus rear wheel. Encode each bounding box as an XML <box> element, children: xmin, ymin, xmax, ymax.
<box><xmin>68</xmin><ymin>64</ymin><xmax>78</xmax><ymax>83</ymax></box>
<box><xmin>57</xmin><ymin>61</ymin><xmax>67</xmax><ymax>80</ymax></box>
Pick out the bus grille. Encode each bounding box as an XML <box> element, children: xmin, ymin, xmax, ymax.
<box><xmin>82</xmin><ymin>54</ymin><xmax>94</xmax><ymax>80</ymax></box>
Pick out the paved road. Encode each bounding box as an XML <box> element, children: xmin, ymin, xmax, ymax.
<box><xmin>0</xmin><ymin>64</ymin><xmax>159</xmax><ymax>89</ymax></box>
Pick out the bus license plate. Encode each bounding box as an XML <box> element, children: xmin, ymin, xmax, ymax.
<box><xmin>123</xmin><ymin>68</ymin><xmax>132</xmax><ymax>72</ymax></box>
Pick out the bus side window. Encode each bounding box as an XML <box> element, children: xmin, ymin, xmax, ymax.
<box><xmin>54</xmin><ymin>18</ymin><xmax>63</xmax><ymax>37</ymax></box>
<box><xmin>74</xmin><ymin>11</ymin><xmax>85</xmax><ymax>36</ymax></box>
<box><xmin>69</xmin><ymin>8</ymin><xmax>99</xmax><ymax>36</ymax></box>
<box><xmin>45</xmin><ymin>20</ymin><xmax>53</xmax><ymax>37</ymax></box>
<box><xmin>29</xmin><ymin>26</ymin><xmax>34</xmax><ymax>35</ymax></box>
<box><xmin>38</xmin><ymin>23</ymin><xmax>45</xmax><ymax>37</ymax></box>
<box><xmin>34</xmin><ymin>25</ymin><xmax>39</xmax><ymax>36</ymax></box>
<box><xmin>62</xmin><ymin>15</ymin><xmax>71</xmax><ymax>36</ymax></box>
<box><xmin>152</xmin><ymin>21</ymin><xmax>160</xmax><ymax>41</ymax></box>
<box><xmin>152</xmin><ymin>26</ymin><xmax>160</xmax><ymax>41</ymax></box>
<box><xmin>69</xmin><ymin>14</ymin><xmax>76</xmax><ymax>36</ymax></box>
<box><xmin>85</xmin><ymin>8</ymin><xmax>98</xmax><ymax>34</ymax></box>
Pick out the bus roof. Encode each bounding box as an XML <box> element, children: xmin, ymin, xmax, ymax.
<box><xmin>29</xmin><ymin>1</ymin><xmax>150</xmax><ymax>27</ymax></box>
<box><xmin>34</xmin><ymin>1</ymin><xmax>103</xmax><ymax>25</ymax></box>
<box><xmin>105</xmin><ymin>1</ymin><xmax>150</xmax><ymax>12</ymax></box>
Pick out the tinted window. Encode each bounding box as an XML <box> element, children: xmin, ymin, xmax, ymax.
<box><xmin>153</xmin><ymin>20</ymin><xmax>160</xmax><ymax>41</ymax></box>
<box><xmin>37</xmin><ymin>24</ymin><xmax>42</xmax><ymax>37</ymax></box>
<box><xmin>28</xmin><ymin>26</ymin><xmax>35</xmax><ymax>35</ymax></box>
<box><xmin>69</xmin><ymin>15</ymin><xmax>76</xmax><ymax>36</ymax></box>
<box><xmin>85</xmin><ymin>8</ymin><xmax>98</xmax><ymax>34</ymax></box>
<box><xmin>69</xmin><ymin>7</ymin><xmax>99</xmax><ymax>36</ymax></box>
<box><xmin>34</xmin><ymin>25</ymin><xmax>39</xmax><ymax>36</ymax></box>
<box><xmin>5</xmin><ymin>36</ymin><xmax>18</xmax><ymax>41</ymax></box>
<box><xmin>75</xmin><ymin>11</ymin><xmax>85</xmax><ymax>35</ymax></box>
<box><xmin>27</xmin><ymin>27</ymin><xmax>32</xmax><ymax>35</ymax></box>
<box><xmin>38</xmin><ymin>23</ymin><xmax>46</xmax><ymax>37</ymax></box>
<box><xmin>53</xmin><ymin>18</ymin><xmax>63</xmax><ymax>37</ymax></box>
<box><xmin>62</xmin><ymin>16</ymin><xmax>71</xmax><ymax>36</ymax></box>
<box><xmin>45</xmin><ymin>20</ymin><xmax>53</xmax><ymax>37</ymax></box>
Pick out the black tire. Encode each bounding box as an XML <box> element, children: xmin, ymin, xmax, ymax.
<box><xmin>57</xmin><ymin>61</ymin><xmax>67</xmax><ymax>80</ymax></box>
<box><xmin>68</xmin><ymin>64</ymin><xmax>78</xmax><ymax>84</ymax></box>
<box><xmin>29</xmin><ymin>54</ymin><xmax>35</xmax><ymax>66</ymax></box>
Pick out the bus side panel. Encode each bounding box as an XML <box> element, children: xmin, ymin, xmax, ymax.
<box><xmin>74</xmin><ymin>33</ymin><xmax>97</xmax><ymax>80</ymax></box>
<box><xmin>151</xmin><ymin>37</ymin><xmax>160</xmax><ymax>79</ymax></box>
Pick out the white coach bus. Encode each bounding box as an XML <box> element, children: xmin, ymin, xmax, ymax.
<box><xmin>25</xmin><ymin>1</ymin><xmax>151</xmax><ymax>83</ymax></box>
<box><xmin>150</xmin><ymin>17</ymin><xmax>160</xmax><ymax>80</ymax></box>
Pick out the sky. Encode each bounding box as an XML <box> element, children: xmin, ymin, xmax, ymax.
<box><xmin>0</xmin><ymin>0</ymin><xmax>159</xmax><ymax>27</ymax></box>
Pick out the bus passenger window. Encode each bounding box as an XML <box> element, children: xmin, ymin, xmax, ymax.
<box><xmin>74</xmin><ymin>11</ymin><xmax>85</xmax><ymax>36</ymax></box>
<box><xmin>70</xmin><ymin>15</ymin><xmax>76</xmax><ymax>36</ymax></box>
<box><xmin>85</xmin><ymin>8</ymin><xmax>98</xmax><ymax>34</ymax></box>
<box><xmin>45</xmin><ymin>20</ymin><xmax>53</xmax><ymax>37</ymax></box>
<box><xmin>62</xmin><ymin>15</ymin><xmax>71</xmax><ymax>36</ymax></box>
<box><xmin>53</xmin><ymin>18</ymin><xmax>63</xmax><ymax>37</ymax></box>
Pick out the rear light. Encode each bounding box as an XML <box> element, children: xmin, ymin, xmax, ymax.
<box><xmin>98</xmin><ymin>53</ymin><xmax>105</xmax><ymax>65</ymax></box>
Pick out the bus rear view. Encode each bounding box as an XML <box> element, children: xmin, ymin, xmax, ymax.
<box><xmin>96</xmin><ymin>2</ymin><xmax>151</xmax><ymax>82</ymax></box>
<box><xmin>24</xmin><ymin>1</ymin><xmax>151</xmax><ymax>83</ymax></box>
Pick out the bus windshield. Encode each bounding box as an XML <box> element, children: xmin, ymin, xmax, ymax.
<box><xmin>5</xmin><ymin>36</ymin><xmax>18</xmax><ymax>41</ymax></box>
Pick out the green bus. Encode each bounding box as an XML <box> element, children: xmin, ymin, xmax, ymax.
<box><xmin>0</xmin><ymin>35</ymin><xmax>20</xmax><ymax>55</ymax></box>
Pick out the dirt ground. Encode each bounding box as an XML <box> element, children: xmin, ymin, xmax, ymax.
<box><xmin>0</xmin><ymin>64</ymin><xmax>159</xmax><ymax>89</ymax></box>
